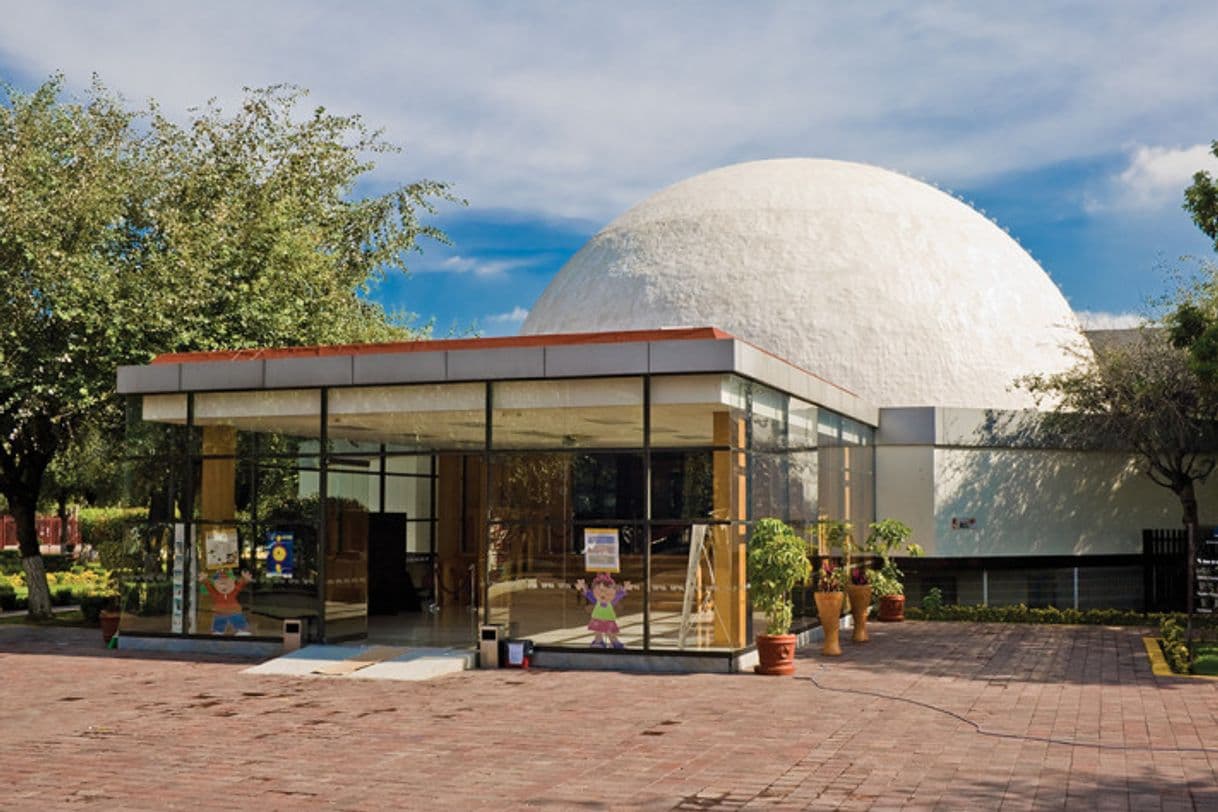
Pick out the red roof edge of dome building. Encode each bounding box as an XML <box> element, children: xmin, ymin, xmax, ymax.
<box><xmin>150</xmin><ymin>327</ymin><xmax>736</xmax><ymax>365</ymax></box>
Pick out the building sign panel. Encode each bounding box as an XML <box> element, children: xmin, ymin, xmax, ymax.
<box><xmin>265</xmin><ymin>531</ymin><xmax>295</xmax><ymax>578</ymax></box>
<box><xmin>203</xmin><ymin>528</ymin><xmax>239</xmax><ymax>570</ymax></box>
<box><xmin>583</xmin><ymin>528</ymin><xmax>620</xmax><ymax>573</ymax></box>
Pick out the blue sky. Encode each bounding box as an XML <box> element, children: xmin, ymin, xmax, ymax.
<box><xmin>3</xmin><ymin>2</ymin><xmax>1218</xmax><ymax>335</ymax></box>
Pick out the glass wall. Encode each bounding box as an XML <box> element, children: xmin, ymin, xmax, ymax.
<box><xmin>816</xmin><ymin>412</ymin><xmax>875</xmax><ymax>550</ymax></box>
<box><xmin>115</xmin><ymin>395</ymin><xmax>192</xmax><ymax>635</ymax></box>
<box><xmin>487</xmin><ymin>379</ymin><xmax>645</xmax><ymax>647</ymax></box>
<box><xmin>192</xmin><ymin>389</ymin><xmax>323</xmax><ymax>639</ymax></box>
<box><xmin>647</xmin><ymin>376</ymin><xmax>748</xmax><ymax>650</ymax></box>
<box><xmin>122</xmin><ymin>371</ymin><xmax>875</xmax><ymax>652</ymax></box>
<box><xmin>116</xmin><ymin>391</ymin><xmax>326</xmax><ymax>640</ymax></box>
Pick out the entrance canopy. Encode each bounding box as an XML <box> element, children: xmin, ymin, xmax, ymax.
<box><xmin>120</xmin><ymin>327</ymin><xmax>875</xmax><ymax>427</ymax></box>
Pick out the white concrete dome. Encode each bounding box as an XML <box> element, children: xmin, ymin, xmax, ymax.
<box><xmin>522</xmin><ymin>158</ymin><xmax>1089</xmax><ymax>409</ymax></box>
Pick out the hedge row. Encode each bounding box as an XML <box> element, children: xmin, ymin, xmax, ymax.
<box><xmin>2</xmin><ymin>507</ymin><xmax>147</xmax><ymax>574</ymax></box>
<box><xmin>903</xmin><ymin>603</ymin><xmax>1214</xmax><ymax>628</ymax></box>
<box><xmin>0</xmin><ymin>583</ymin><xmax>96</xmax><ymax>613</ymax></box>
<box><xmin>0</xmin><ymin>567</ymin><xmax>112</xmax><ymax>613</ymax></box>
<box><xmin>0</xmin><ymin>551</ymin><xmax>74</xmax><ymax>575</ymax></box>
<box><xmin>1159</xmin><ymin>618</ymin><xmax>1192</xmax><ymax>673</ymax></box>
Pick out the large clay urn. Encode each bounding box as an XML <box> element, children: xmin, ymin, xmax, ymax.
<box><xmin>754</xmin><ymin>634</ymin><xmax>798</xmax><ymax>676</ymax></box>
<box><xmin>814</xmin><ymin>591</ymin><xmax>844</xmax><ymax>656</ymax></box>
<box><xmin>846</xmin><ymin>584</ymin><xmax>872</xmax><ymax>642</ymax></box>
<box><xmin>878</xmin><ymin>594</ymin><xmax>906</xmax><ymax>622</ymax></box>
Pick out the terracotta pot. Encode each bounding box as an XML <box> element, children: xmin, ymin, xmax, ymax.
<box><xmin>754</xmin><ymin>633</ymin><xmax>797</xmax><ymax>676</ymax></box>
<box><xmin>814</xmin><ymin>591</ymin><xmax>844</xmax><ymax>656</ymax></box>
<box><xmin>99</xmin><ymin>610</ymin><xmax>121</xmax><ymax>646</ymax></box>
<box><xmin>878</xmin><ymin>594</ymin><xmax>906</xmax><ymax>622</ymax></box>
<box><xmin>847</xmin><ymin>584</ymin><xmax>872</xmax><ymax>642</ymax></box>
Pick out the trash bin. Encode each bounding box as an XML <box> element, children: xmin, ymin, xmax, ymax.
<box><xmin>479</xmin><ymin>624</ymin><xmax>503</xmax><ymax>668</ymax></box>
<box><xmin>282</xmin><ymin>618</ymin><xmax>305</xmax><ymax>652</ymax></box>
<box><xmin>501</xmin><ymin>638</ymin><xmax>535</xmax><ymax>668</ymax></box>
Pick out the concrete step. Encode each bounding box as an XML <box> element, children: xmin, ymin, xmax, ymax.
<box><xmin>244</xmin><ymin>644</ymin><xmax>476</xmax><ymax>682</ymax></box>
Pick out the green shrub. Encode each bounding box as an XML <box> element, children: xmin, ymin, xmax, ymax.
<box><xmin>905</xmin><ymin>602</ymin><xmax>1201</xmax><ymax>629</ymax></box>
<box><xmin>140</xmin><ymin>580</ymin><xmax>172</xmax><ymax>616</ymax></box>
<box><xmin>1159</xmin><ymin>618</ymin><xmax>1193</xmax><ymax>673</ymax></box>
<box><xmin>111</xmin><ymin>576</ymin><xmax>173</xmax><ymax>616</ymax></box>
<box><xmin>79</xmin><ymin>594</ymin><xmax>114</xmax><ymax>625</ymax></box>
<box><xmin>78</xmin><ymin>507</ymin><xmax>147</xmax><ymax>570</ymax></box>
<box><xmin>0</xmin><ymin>565</ymin><xmax>115</xmax><ymax>613</ymax></box>
<box><xmin>119</xmin><ymin>582</ymin><xmax>141</xmax><ymax>613</ymax></box>
<box><xmin>747</xmin><ymin>518</ymin><xmax>812</xmax><ymax>635</ymax></box>
<box><xmin>0</xmin><ymin>551</ymin><xmax>74</xmax><ymax>575</ymax></box>
<box><xmin>921</xmin><ymin>587</ymin><xmax>944</xmax><ymax>612</ymax></box>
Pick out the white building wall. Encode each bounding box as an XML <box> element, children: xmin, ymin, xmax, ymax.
<box><xmin>878</xmin><ymin>406</ymin><xmax>1218</xmax><ymax>559</ymax></box>
<box><xmin>874</xmin><ymin>445</ymin><xmax>935</xmax><ymax>553</ymax></box>
<box><xmin>932</xmin><ymin>447</ymin><xmax>1218</xmax><ymax>557</ymax></box>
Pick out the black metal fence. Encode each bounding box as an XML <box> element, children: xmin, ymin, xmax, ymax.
<box><xmin>1142</xmin><ymin>527</ymin><xmax>1217</xmax><ymax>613</ymax></box>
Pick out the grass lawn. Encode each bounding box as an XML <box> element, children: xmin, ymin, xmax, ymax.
<box><xmin>1194</xmin><ymin>644</ymin><xmax>1218</xmax><ymax>676</ymax></box>
<box><xmin>0</xmin><ymin>610</ymin><xmax>92</xmax><ymax>628</ymax></box>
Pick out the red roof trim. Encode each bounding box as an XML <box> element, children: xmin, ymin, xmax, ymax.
<box><xmin>151</xmin><ymin>327</ymin><xmax>736</xmax><ymax>365</ymax></box>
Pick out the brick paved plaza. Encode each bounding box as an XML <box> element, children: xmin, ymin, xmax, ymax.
<box><xmin>1</xmin><ymin>621</ymin><xmax>1216</xmax><ymax>810</ymax></box>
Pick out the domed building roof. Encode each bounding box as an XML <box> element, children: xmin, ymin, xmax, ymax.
<box><xmin>522</xmin><ymin>158</ymin><xmax>1089</xmax><ymax>409</ymax></box>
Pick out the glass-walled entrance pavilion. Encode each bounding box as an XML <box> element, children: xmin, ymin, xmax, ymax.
<box><xmin>115</xmin><ymin>328</ymin><xmax>878</xmax><ymax>663</ymax></box>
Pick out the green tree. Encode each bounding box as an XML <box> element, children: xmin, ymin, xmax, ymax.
<box><xmin>1184</xmin><ymin>140</ymin><xmax>1218</xmax><ymax>254</ymax></box>
<box><xmin>1021</xmin><ymin>329</ymin><xmax>1218</xmax><ymax>530</ymax></box>
<box><xmin>42</xmin><ymin>413</ymin><xmax>125</xmax><ymax>549</ymax></box>
<box><xmin>1</xmin><ymin>75</ymin><xmax>454</xmax><ymax>618</ymax></box>
<box><xmin>1168</xmin><ymin>140</ymin><xmax>1218</xmax><ymax>379</ymax></box>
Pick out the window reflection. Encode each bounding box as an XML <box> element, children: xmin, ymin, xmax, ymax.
<box><xmin>122</xmin><ymin>373</ymin><xmax>876</xmax><ymax>654</ymax></box>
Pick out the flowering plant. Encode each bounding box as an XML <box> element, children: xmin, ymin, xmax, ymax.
<box><xmin>850</xmin><ymin>566</ymin><xmax>869</xmax><ymax>586</ymax></box>
<box><xmin>816</xmin><ymin>560</ymin><xmax>844</xmax><ymax>592</ymax></box>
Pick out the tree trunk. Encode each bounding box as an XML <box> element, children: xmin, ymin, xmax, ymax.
<box><xmin>57</xmin><ymin>489</ymin><xmax>71</xmax><ymax>554</ymax></box>
<box><xmin>0</xmin><ymin>415</ymin><xmax>58</xmax><ymax>621</ymax></box>
<box><xmin>9</xmin><ymin>490</ymin><xmax>53</xmax><ymax>620</ymax></box>
<box><xmin>1175</xmin><ymin>478</ymin><xmax>1200</xmax><ymax>529</ymax></box>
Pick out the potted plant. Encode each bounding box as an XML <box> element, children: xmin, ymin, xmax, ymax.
<box><xmin>98</xmin><ymin>600</ymin><xmax>121</xmax><ymax>646</ymax></box>
<box><xmin>814</xmin><ymin>559</ymin><xmax>846</xmax><ymax>655</ymax></box>
<box><xmin>815</xmin><ymin>519</ymin><xmax>851</xmax><ymax>557</ymax></box>
<box><xmin>89</xmin><ymin>567</ymin><xmax>124</xmax><ymax>647</ymax></box>
<box><xmin>747</xmin><ymin>518</ymin><xmax>812</xmax><ymax>675</ymax></box>
<box><xmin>840</xmin><ymin>525</ymin><xmax>872</xmax><ymax>643</ymax></box>
<box><xmin>865</xmin><ymin>519</ymin><xmax>923</xmax><ymax>622</ymax></box>
<box><xmin>846</xmin><ymin>564</ymin><xmax>872</xmax><ymax>642</ymax></box>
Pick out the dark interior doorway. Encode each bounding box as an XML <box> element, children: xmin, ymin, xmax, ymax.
<box><xmin>367</xmin><ymin>512</ymin><xmax>420</xmax><ymax>614</ymax></box>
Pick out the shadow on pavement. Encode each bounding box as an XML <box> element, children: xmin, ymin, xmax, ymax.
<box><xmin>0</xmin><ymin>624</ymin><xmax>268</xmax><ymax>664</ymax></box>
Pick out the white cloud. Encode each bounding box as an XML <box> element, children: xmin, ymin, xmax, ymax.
<box><xmin>1075</xmin><ymin>310</ymin><xmax>1146</xmax><ymax>330</ymax></box>
<box><xmin>416</xmin><ymin>255</ymin><xmax>531</xmax><ymax>277</ymax></box>
<box><xmin>1092</xmin><ymin>143</ymin><xmax>1218</xmax><ymax>212</ymax></box>
<box><xmin>3</xmin><ymin>3</ymin><xmax>1218</xmax><ymax>221</ymax></box>
<box><xmin>485</xmin><ymin>307</ymin><xmax>529</xmax><ymax>325</ymax></box>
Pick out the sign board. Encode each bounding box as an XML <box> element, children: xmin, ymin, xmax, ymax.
<box><xmin>265</xmin><ymin>531</ymin><xmax>295</xmax><ymax>579</ymax></box>
<box><xmin>204</xmin><ymin>528</ymin><xmax>239</xmax><ymax>570</ymax></box>
<box><xmin>171</xmin><ymin>523</ymin><xmax>186</xmax><ymax>634</ymax></box>
<box><xmin>583</xmin><ymin>528</ymin><xmax>620</xmax><ymax>573</ymax></box>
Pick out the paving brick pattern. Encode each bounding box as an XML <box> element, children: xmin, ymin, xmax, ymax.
<box><xmin>1</xmin><ymin>621</ymin><xmax>1216</xmax><ymax>810</ymax></box>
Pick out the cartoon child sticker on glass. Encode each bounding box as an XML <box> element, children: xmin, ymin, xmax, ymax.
<box><xmin>199</xmin><ymin>569</ymin><xmax>253</xmax><ymax>636</ymax></box>
<box><xmin>575</xmin><ymin>572</ymin><xmax>633</xmax><ymax>649</ymax></box>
